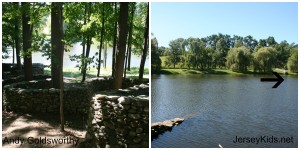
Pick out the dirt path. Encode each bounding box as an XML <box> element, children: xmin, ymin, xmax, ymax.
<box><xmin>2</xmin><ymin>111</ymin><xmax>87</xmax><ymax>148</ymax></box>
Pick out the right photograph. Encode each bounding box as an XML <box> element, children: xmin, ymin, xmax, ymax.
<box><xmin>151</xmin><ymin>2</ymin><xmax>298</xmax><ymax>148</ymax></box>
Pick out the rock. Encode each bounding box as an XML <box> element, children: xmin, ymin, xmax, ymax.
<box><xmin>118</xmin><ymin>97</ymin><xmax>131</xmax><ymax>105</ymax></box>
<box><xmin>103</xmin><ymin>121</ymin><xmax>115</xmax><ymax>130</ymax></box>
<box><xmin>95</xmin><ymin>94</ymin><xmax>107</xmax><ymax>100</ymax></box>
<box><xmin>49</xmin><ymin>88</ymin><xmax>57</xmax><ymax>93</ymax></box>
<box><xmin>136</xmin><ymin>128</ymin><xmax>143</xmax><ymax>134</ymax></box>
<box><xmin>151</xmin><ymin>117</ymin><xmax>184</xmax><ymax>140</ymax></box>
<box><xmin>129</xmin><ymin>131</ymin><xmax>136</xmax><ymax>137</ymax></box>
<box><xmin>128</xmin><ymin>114</ymin><xmax>141</xmax><ymax>120</ymax></box>
<box><xmin>128</xmin><ymin>109</ymin><xmax>136</xmax><ymax>113</ymax></box>
<box><xmin>143</xmin><ymin>107</ymin><xmax>149</xmax><ymax>113</ymax></box>
<box><xmin>133</xmin><ymin>138</ymin><xmax>141</xmax><ymax>143</ymax></box>
<box><xmin>105</xmin><ymin>96</ymin><xmax>120</xmax><ymax>101</ymax></box>
<box><xmin>92</xmin><ymin>119</ymin><xmax>97</xmax><ymax>125</ymax></box>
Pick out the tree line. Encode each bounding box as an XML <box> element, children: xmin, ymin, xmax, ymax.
<box><xmin>152</xmin><ymin>33</ymin><xmax>298</xmax><ymax>73</ymax></box>
<box><xmin>3</xmin><ymin>2</ymin><xmax>149</xmax><ymax>88</ymax></box>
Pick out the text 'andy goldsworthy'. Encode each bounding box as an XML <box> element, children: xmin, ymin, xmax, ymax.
<box><xmin>2</xmin><ymin>136</ymin><xmax>80</xmax><ymax>146</ymax></box>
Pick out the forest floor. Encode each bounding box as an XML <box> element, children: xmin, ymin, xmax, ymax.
<box><xmin>2</xmin><ymin>111</ymin><xmax>87</xmax><ymax>148</ymax></box>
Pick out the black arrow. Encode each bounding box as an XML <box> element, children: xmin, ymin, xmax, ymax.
<box><xmin>261</xmin><ymin>72</ymin><xmax>284</xmax><ymax>88</ymax></box>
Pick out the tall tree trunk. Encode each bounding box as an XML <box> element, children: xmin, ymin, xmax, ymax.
<box><xmin>113</xmin><ymin>2</ymin><xmax>129</xmax><ymax>90</ymax></box>
<box><xmin>60</xmin><ymin>69</ymin><xmax>64</xmax><ymax>131</ymax></box>
<box><xmin>14</xmin><ymin>2</ymin><xmax>21</xmax><ymax>69</ymax></box>
<box><xmin>104</xmin><ymin>42</ymin><xmax>107</xmax><ymax>68</ymax></box>
<box><xmin>97</xmin><ymin>3</ymin><xmax>105</xmax><ymax>77</ymax></box>
<box><xmin>81</xmin><ymin>37</ymin><xmax>86</xmax><ymax>74</ymax></box>
<box><xmin>22</xmin><ymin>2</ymin><xmax>32</xmax><ymax>81</ymax></box>
<box><xmin>138</xmin><ymin>3</ymin><xmax>149</xmax><ymax>79</ymax></box>
<box><xmin>81</xmin><ymin>4</ymin><xmax>87</xmax><ymax>75</ymax></box>
<box><xmin>97</xmin><ymin>42</ymin><xmax>102</xmax><ymax>77</ymax></box>
<box><xmin>81</xmin><ymin>3</ymin><xmax>92</xmax><ymax>83</ymax></box>
<box><xmin>124</xmin><ymin>3</ymin><xmax>136</xmax><ymax>78</ymax></box>
<box><xmin>83</xmin><ymin>36</ymin><xmax>91</xmax><ymax>81</ymax></box>
<box><xmin>51</xmin><ymin>2</ymin><xmax>64</xmax><ymax>89</ymax></box>
<box><xmin>127</xmin><ymin>4</ymin><xmax>136</xmax><ymax>71</ymax></box>
<box><xmin>124</xmin><ymin>53</ymin><xmax>127</xmax><ymax>79</ymax></box>
<box><xmin>112</xmin><ymin>2</ymin><xmax>118</xmax><ymax>77</ymax></box>
<box><xmin>12</xmin><ymin>41</ymin><xmax>15</xmax><ymax>64</ymax></box>
<box><xmin>51</xmin><ymin>2</ymin><xmax>64</xmax><ymax>131</ymax></box>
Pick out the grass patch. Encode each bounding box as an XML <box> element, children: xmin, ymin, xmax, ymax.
<box><xmin>155</xmin><ymin>68</ymin><xmax>297</xmax><ymax>76</ymax></box>
<box><xmin>44</xmin><ymin>67</ymin><xmax>149</xmax><ymax>80</ymax></box>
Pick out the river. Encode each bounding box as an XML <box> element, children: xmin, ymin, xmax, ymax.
<box><xmin>151</xmin><ymin>74</ymin><xmax>297</xmax><ymax>148</ymax></box>
<box><xmin>2</xmin><ymin>43</ymin><xmax>149</xmax><ymax>68</ymax></box>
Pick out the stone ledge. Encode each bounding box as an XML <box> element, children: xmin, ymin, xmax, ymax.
<box><xmin>151</xmin><ymin>118</ymin><xmax>184</xmax><ymax>140</ymax></box>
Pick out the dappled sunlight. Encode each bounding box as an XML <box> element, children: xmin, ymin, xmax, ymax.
<box><xmin>2</xmin><ymin>112</ymin><xmax>86</xmax><ymax>148</ymax></box>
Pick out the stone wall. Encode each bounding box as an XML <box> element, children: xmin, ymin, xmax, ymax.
<box><xmin>86</xmin><ymin>84</ymin><xmax>149</xmax><ymax>148</ymax></box>
<box><xmin>86</xmin><ymin>77</ymin><xmax>148</xmax><ymax>93</ymax></box>
<box><xmin>2</xmin><ymin>63</ymin><xmax>44</xmax><ymax>79</ymax></box>
<box><xmin>3</xmin><ymin>80</ymin><xmax>90</xmax><ymax>114</ymax></box>
<box><xmin>3</xmin><ymin>77</ymin><xmax>149</xmax><ymax>148</ymax></box>
<box><xmin>2</xmin><ymin>75</ymin><xmax>51</xmax><ymax>87</ymax></box>
<box><xmin>3</xmin><ymin>78</ymin><xmax>148</xmax><ymax>115</ymax></box>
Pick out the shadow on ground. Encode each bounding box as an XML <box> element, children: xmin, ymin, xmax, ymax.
<box><xmin>2</xmin><ymin>111</ymin><xmax>87</xmax><ymax>148</ymax></box>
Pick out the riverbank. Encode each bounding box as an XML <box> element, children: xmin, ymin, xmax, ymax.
<box><xmin>152</xmin><ymin>68</ymin><xmax>297</xmax><ymax>76</ymax></box>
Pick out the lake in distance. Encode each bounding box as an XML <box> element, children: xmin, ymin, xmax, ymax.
<box><xmin>3</xmin><ymin>43</ymin><xmax>149</xmax><ymax>68</ymax></box>
<box><xmin>151</xmin><ymin>74</ymin><xmax>297</xmax><ymax>148</ymax></box>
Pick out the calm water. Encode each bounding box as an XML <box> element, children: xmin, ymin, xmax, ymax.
<box><xmin>151</xmin><ymin>74</ymin><xmax>298</xmax><ymax>148</ymax></box>
<box><xmin>3</xmin><ymin>43</ymin><xmax>149</xmax><ymax>68</ymax></box>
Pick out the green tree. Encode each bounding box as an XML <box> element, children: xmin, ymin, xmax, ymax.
<box><xmin>287</xmin><ymin>47</ymin><xmax>298</xmax><ymax>73</ymax></box>
<box><xmin>258</xmin><ymin>39</ymin><xmax>267</xmax><ymax>47</ymax></box>
<box><xmin>252</xmin><ymin>47</ymin><xmax>277</xmax><ymax>72</ymax></box>
<box><xmin>226</xmin><ymin>46</ymin><xmax>251</xmax><ymax>72</ymax></box>
<box><xmin>96</xmin><ymin>2</ymin><xmax>107</xmax><ymax>77</ymax></box>
<box><xmin>125</xmin><ymin>2</ymin><xmax>136</xmax><ymax>72</ymax></box>
<box><xmin>274</xmin><ymin>40</ymin><xmax>289</xmax><ymax>68</ymax></box>
<box><xmin>64</xmin><ymin>2</ymin><xmax>96</xmax><ymax>82</ymax></box>
<box><xmin>168</xmin><ymin>38</ymin><xmax>184</xmax><ymax>68</ymax></box>
<box><xmin>266</xmin><ymin>36</ymin><xmax>277</xmax><ymax>47</ymax></box>
<box><xmin>138</xmin><ymin>3</ymin><xmax>149</xmax><ymax>79</ymax></box>
<box><xmin>2</xmin><ymin>2</ymin><xmax>22</xmax><ymax>68</ymax></box>
<box><xmin>151</xmin><ymin>36</ymin><xmax>161</xmax><ymax>72</ymax></box>
<box><xmin>111</xmin><ymin>2</ymin><xmax>118</xmax><ymax>77</ymax></box>
<box><xmin>51</xmin><ymin>2</ymin><xmax>64</xmax><ymax>89</ymax></box>
<box><xmin>243</xmin><ymin>35</ymin><xmax>258</xmax><ymax>52</ymax></box>
<box><xmin>22</xmin><ymin>2</ymin><xmax>33</xmax><ymax>81</ymax></box>
<box><xmin>113</xmin><ymin>2</ymin><xmax>129</xmax><ymax>89</ymax></box>
<box><xmin>51</xmin><ymin>2</ymin><xmax>64</xmax><ymax>131</ymax></box>
<box><xmin>216</xmin><ymin>38</ymin><xmax>229</xmax><ymax>67</ymax></box>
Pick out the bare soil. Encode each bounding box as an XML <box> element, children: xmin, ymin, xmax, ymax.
<box><xmin>2</xmin><ymin>111</ymin><xmax>87</xmax><ymax>148</ymax></box>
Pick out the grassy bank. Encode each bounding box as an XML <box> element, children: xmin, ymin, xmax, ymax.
<box><xmin>159</xmin><ymin>56</ymin><xmax>297</xmax><ymax>76</ymax></box>
<box><xmin>154</xmin><ymin>68</ymin><xmax>297</xmax><ymax>76</ymax></box>
<box><xmin>45</xmin><ymin>67</ymin><xmax>149</xmax><ymax>80</ymax></box>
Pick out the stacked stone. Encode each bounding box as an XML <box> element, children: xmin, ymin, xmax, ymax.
<box><xmin>87</xmin><ymin>77</ymin><xmax>114</xmax><ymax>93</ymax></box>
<box><xmin>2</xmin><ymin>75</ymin><xmax>51</xmax><ymax>87</ymax></box>
<box><xmin>3</xmin><ymin>80</ymin><xmax>90</xmax><ymax>114</ymax></box>
<box><xmin>2</xmin><ymin>63</ymin><xmax>44</xmax><ymax>79</ymax></box>
<box><xmin>3</xmin><ymin>78</ymin><xmax>148</xmax><ymax>119</ymax></box>
<box><xmin>86</xmin><ymin>84</ymin><xmax>149</xmax><ymax>148</ymax></box>
<box><xmin>151</xmin><ymin>118</ymin><xmax>184</xmax><ymax>140</ymax></box>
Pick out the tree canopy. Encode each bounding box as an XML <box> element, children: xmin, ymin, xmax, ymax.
<box><xmin>153</xmin><ymin>33</ymin><xmax>297</xmax><ymax>73</ymax></box>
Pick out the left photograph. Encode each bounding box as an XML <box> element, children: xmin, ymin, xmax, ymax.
<box><xmin>2</xmin><ymin>2</ymin><xmax>149</xmax><ymax>148</ymax></box>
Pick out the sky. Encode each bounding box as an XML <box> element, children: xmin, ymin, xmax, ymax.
<box><xmin>151</xmin><ymin>2</ymin><xmax>298</xmax><ymax>47</ymax></box>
